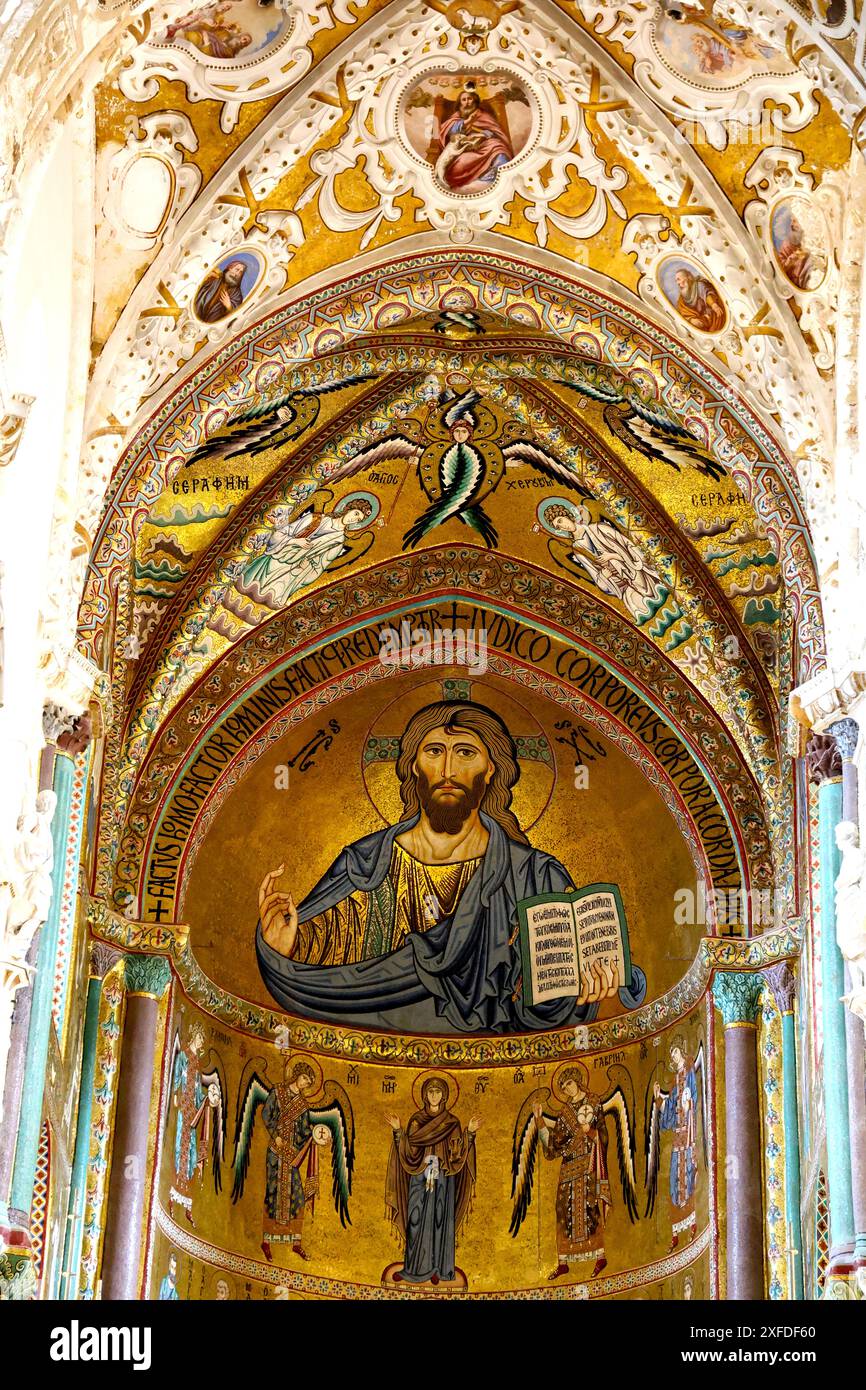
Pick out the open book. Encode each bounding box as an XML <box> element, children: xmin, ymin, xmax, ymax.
<box><xmin>517</xmin><ymin>884</ymin><xmax>632</xmax><ymax>1006</ymax></box>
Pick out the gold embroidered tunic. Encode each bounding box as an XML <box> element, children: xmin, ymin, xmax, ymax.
<box><xmin>292</xmin><ymin>843</ymin><xmax>482</xmax><ymax>966</ymax></box>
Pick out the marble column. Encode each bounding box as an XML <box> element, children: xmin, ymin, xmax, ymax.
<box><xmin>713</xmin><ymin>970</ymin><xmax>766</xmax><ymax>1301</ymax></box>
<box><xmin>829</xmin><ymin>716</ymin><xmax>866</xmax><ymax>1265</ymax></box>
<box><xmin>807</xmin><ymin>731</ymin><xmax>856</xmax><ymax>1271</ymax></box>
<box><xmin>59</xmin><ymin>943</ymin><xmax>121</xmax><ymax>1299</ymax></box>
<box><xmin>100</xmin><ymin>954</ymin><xmax>171</xmax><ymax>1301</ymax></box>
<box><xmin>765</xmin><ymin>962</ymin><xmax>804</xmax><ymax>1299</ymax></box>
<box><xmin>7</xmin><ymin>750</ymin><xmax>74</xmax><ymax>1225</ymax></box>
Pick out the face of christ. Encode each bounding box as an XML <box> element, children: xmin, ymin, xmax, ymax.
<box><xmin>412</xmin><ymin>725</ymin><xmax>495</xmax><ymax>836</ymax></box>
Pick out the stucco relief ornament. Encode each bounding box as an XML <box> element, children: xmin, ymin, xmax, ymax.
<box><xmin>6</xmin><ymin>790</ymin><xmax>57</xmax><ymax>941</ymax></box>
<box><xmin>622</xmin><ymin>213</ymin><xmax>817</xmax><ymax>442</ymax></box>
<box><xmin>98</xmin><ymin>110</ymin><xmax>202</xmax><ymax>254</ymax></box>
<box><xmin>577</xmin><ymin>0</ymin><xmax>817</xmax><ymax>150</ymax></box>
<box><xmin>744</xmin><ymin>147</ymin><xmax>844</xmax><ymax>371</ymax></box>
<box><xmin>119</xmin><ymin>0</ymin><xmax>360</xmax><ymax>133</ymax></box>
<box><xmin>298</xmin><ymin>11</ymin><xmax>628</xmax><ymax>247</ymax></box>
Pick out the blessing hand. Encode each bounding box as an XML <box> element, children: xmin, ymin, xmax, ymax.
<box><xmin>258</xmin><ymin>864</ymin><xmax>299</xmax><ymax>957</ymax></box>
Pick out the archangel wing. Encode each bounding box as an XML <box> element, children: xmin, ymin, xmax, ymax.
<box><xmin>323</xmin><ymin>528</ymin><xmax>375</xmax><ymax>572</ymax></box>
<box><xmin>183</xmin><ymin>373</ymin><xmax>377</xmax><ymax>468</ymax></box>
<box><xmin>509</xmin><ymin>1088</ymin><xmax>554</xmax><ymax>1237</ymax></box>
<box><xmin>601</xmin><ymin>1083</ymin><xmax>638</xmax><ymax>1222</ymax></box>
<box><xmin>440</xmin><ymin>389</ymin><xmax>482</xmax><ymax>431</ymax></box>
<box><xmin>559</xmin><ymin>373</ymin><xmax>627</xmax><ymax>409</ymax></box>
<box><xmin>308</xmin><ymin>1081</ymin><xmax>356</xmax><ymax>1228</ymax></box>
<box><xmin>502</xmin><ymin>439</ymin><xmax>594</xmax><ymax>496</ymax></box>
<box><xmin>643</xmin><ymin>1074</ymin><xmax>669</xmax><ymax>1218</ymax></box>
<box><xmin>199</xmin><ymin>1049</ymin><xmax>227</xmax><ymax>1196</ymax></box>
<box><xmin>694</xmin><ymin>1040</ymin><xmax>708</xmax><ymax>1167</ymax></box>
<box><xmin>607</xmin><ymin>401</ymin><xmax>727</xmax><ymax>483</ymax></box>
<box><xmin>330</xmin><ymin>434</ymin><xmax>423</xmax><ymax>480</ymax></box>
<box><xmin>164</xmin><ymin>1029</ymin><xmax>181</xmax><ymax>1122</ymax></box>
<box><xmin>230</xmin><ymin>1064</ymin><xmax>271</xmax><ymax>1203</ymax></box>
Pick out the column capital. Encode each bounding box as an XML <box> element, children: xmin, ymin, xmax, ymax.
<box><xmin>713</xmin><ymin>970</ymin><xmax>765</xmax><ymax>1027</ymax></box>
<box><xmin>764</xmin><ymin>961</ymin><xmax>798</xmax><ymax>1015</ymax></box>
<box><xmin>89</xmin><ymin>942</ymin><xmax>122</xmax><ymax>981</ymax></box>
<box><xmin>829</xmin><ymin>717</ymin><xmax>860</xmax><ymax>762</ymax></box>
<box><xmin>123</xmin><ymin>954</ymin><xmax>172</xmax><ymax>999</ymax></box>
<box><xmin>805</xmin><ymin>731</ymin><xmax>843</xmax><ymax>786</ymax></box>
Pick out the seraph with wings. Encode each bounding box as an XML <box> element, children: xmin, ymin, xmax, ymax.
<box><xmin>644</xmin><ymin>1039</ymin><xmax>707</xmax><ymax>1238</ymax></box>
<box><xmin>509</xmin><ymin>1066</ymin><xmax>638</xmax><ymax>1276</ymax></box>
<box><xmin>560</xmin><ymin>373</ymin><xmax>728</xmax><ymax>482</ymax></box>
<box><xmin>231</xmin><ymin>1061</ymin><xmax>355</xmax><ymax>1231</ymax></box>
<box><xmin>181</xmin><ymin>373</ymin><xmax>378</xmax><ymax>469</ymax></box>
<box><xmin>166</xmin><ymin>1028</ymin><xmax>227</xmax><ymax>1205</ymax></box>
<box><xmin>340</xmin><ymin>386</ymin><xmax>595</xmax><ymax>551</ymax></box>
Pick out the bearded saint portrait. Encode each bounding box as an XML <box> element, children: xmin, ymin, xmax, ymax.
<box><xmin>256</xmin><ymin>699</ymin><xmax>647</xmax><ymax>1034</ymax></box>
<box><xmin>193</xmin><ymin>258</ymin><xmax>250</xmax><ymax>323</ymax></box>
<box><xmin>671</xmin><ymin>266</ymin><xmax>726</xmax><ymax>334</ymax></box>
<box><xmin>433</xmin><ymin>83</ymin><xmax>514</xmax><ymax>192</ymax></box>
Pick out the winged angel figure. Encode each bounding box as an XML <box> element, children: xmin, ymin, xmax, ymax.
<box><xmin>509</xmin><ymin>1062</ymin><xmax>638</xmax><ymax>1281</ymax></box>
<box><xmin>166</xmin><ymin>1021</ymin><xmax>227</xmax><ymax>1226</ymax></box>
<box><xmin>231</xmin><ymin>1054</ymin><xmax>355</xmax><ymax>1263</ymax></box>
<box><xmin>644</xmin><ymin>1035</ymin><xmax>707</xmax><ymax>1251</ymax></box>
<box><xmin>560</xmin><ymin>372</ymin><xmax>729</xmax><ymax>482</ymax></box>
<box><xmin>345</xmin><ymin>386</ymin><xmax>597</xmax><ymax>551</ymax></box>
<box><xmin>181</xmin><ymin>373</ymin><xmax>378</xmax><ymax>469</ymax></box>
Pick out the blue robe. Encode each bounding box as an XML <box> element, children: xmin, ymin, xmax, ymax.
<box><xmin>257</xmin><ymin>813</ymin><xmax>645</xmax><ymax>1034</ymax></box>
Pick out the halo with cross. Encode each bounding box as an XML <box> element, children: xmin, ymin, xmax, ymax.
<box><xmin>361</xmin><ymin>675</ymin><xmax>556</xmax><ymax>830</ymax></box>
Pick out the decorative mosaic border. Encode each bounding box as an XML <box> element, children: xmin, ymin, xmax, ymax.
<box><xmin>154</xmin><ymin>1201</ymin><xmax>710</xmax><ymax>1300</ymax></box>
<box><xmin>159</xmin><ymin>924</ymin><xmax>800</xmax><ymax>1061</ymax></box>
<box><xmin>760</xmin><ymin>993</ymin><xmax>787</xmax><ymax>1300</ymax></box>
<box><xmin>78</xmin><ymin>965</ymin><xmax>125</xmax><ymax>1300</ymax></box>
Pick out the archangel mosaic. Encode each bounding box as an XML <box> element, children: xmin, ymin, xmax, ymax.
<box><xmin>2</xmin><ymin>0</ymin><xmax>866</xmax><ymax>1309</ymax></box>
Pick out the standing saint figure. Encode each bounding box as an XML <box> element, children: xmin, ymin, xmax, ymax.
<box><xmin>256</xmin><ymin>699</ymin><xmax>646</xmax><ymax>1034</ymax></box>
<box><xmin>510</xmin><ymin>1063</ymin><xmax>637</xmax><ymax>1281</ymax></box>
<box><xmin>231</xmin><ymin>1056</ymin><xmax>354</xmax><ymax>1263</ymax></box>
<box><xmin>158</xmin><ymin>1253</ymin><xmax>180</xmax><ymax>1301</ymax></box>
<box><xmin>385</xmin><ymin>1075</ymin><xmax>478</xmax><ymax>1286</ymax></box>
<box><xmin>644</xmin><ymin>1037</ymin><xmax>705</xmax><ymax>1250</ymax></box>
<box><xmin>166</xmin><ymin>1023</ymin><xmax>226</xmax><ymax>1225</ymax></box>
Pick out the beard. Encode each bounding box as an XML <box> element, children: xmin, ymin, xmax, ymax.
<box><xmin>417</xmin><ymin>769</ymin><xmax>487</xmax><ymax>835</ymax></box>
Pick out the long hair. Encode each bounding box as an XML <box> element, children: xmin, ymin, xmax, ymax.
<box><xmin>395</xmin><ymin>700</ymin><xmax>528</xmax><ymax>844</ymax></box>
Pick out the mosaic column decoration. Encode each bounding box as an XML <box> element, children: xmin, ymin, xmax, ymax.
<box><xmin>7</xmin><ymin>749</ymin><xmax>75</xmax><ymax>1228</ymax></box>
<box><xmin>765</xmin><ymin>962</ymin><xmax>804</xmax><ymax>1299</ymax></box>
<box><xmin>713</xmin><ymin>970</ymin><xmax>765</xmax><ymax>1301</ymax></box>
<box><xmin>100</xmin><ymin>954</ymin><xmax>172</xmax><ymax>1301</ymax></box>
<box><xmin>806</xmin><ymin>731</ymin><xmax>855</xmax><ymax>1273</ymax></box>
<box><xmin>60</xmin><ymin>943</ymin><xmax>121</xmax><ymax>1299</ymax></box>
<box><xmin>829</xmin><ymin>716</ymin><xmax>866</xmax><ymax>1267</ymax></box>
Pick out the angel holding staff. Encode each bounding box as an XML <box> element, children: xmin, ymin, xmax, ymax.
<box><xmin>510</xmin><ymin>1061</ymin><xmax>638</xmax><ymax>1281</ymax></box>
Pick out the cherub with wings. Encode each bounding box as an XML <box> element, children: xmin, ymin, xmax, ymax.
<box><xmin>166</xmin><ymin>1020</ymin><xmax>226</xmax><ymax>1226</ymax></box>
<box><xmin>510</xmin><ymin>1061</ymin><xmax>638</xmax><ymax>1281</ymax></box>
<box><xmin>559</xmin><ymin>371</ymin><xmax>728</xmax><ymax>482</ymax></box>
<box><xmin>231</xmin><ymin>1053</ymin><xmax>354</xmax><ymax>1263</ymax></box>
<box><xmin>644</xmin><ymin>1035</ymin><xmax>707</xmax><ymax>1251</ymax></box>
